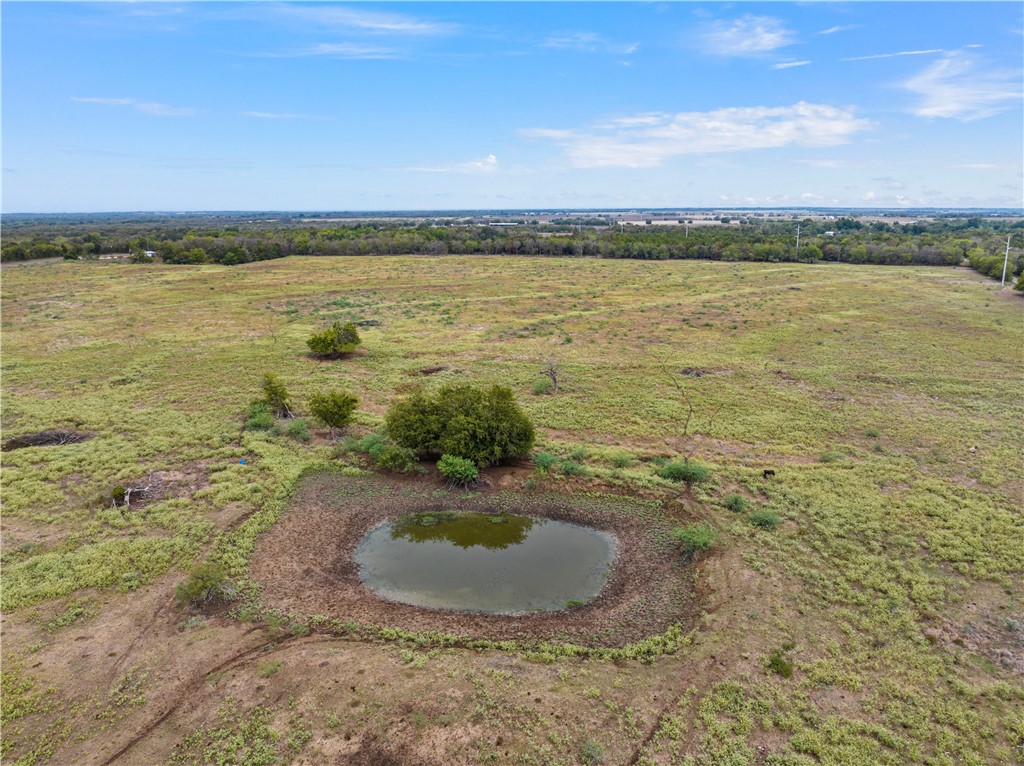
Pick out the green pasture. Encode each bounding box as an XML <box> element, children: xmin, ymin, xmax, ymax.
<box><xmin>1</xmin><ymin>256</ymin><xmax>1021</xmax><ymax>764</ymax></box>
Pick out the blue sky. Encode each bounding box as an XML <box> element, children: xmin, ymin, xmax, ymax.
<box><xmin>2</xmin><ymin>1</ymin><xmax>1022</xmax><ymax>212</ymax></box>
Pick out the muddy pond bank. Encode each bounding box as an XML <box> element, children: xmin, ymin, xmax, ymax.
<box><xmin>249</xmin><ymin>472</ymin><xmax>702</xmax><ymax>647</ymax></box>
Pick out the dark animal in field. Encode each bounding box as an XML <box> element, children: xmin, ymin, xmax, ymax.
<box><xmin>763</xmin><ymin>469</ymin><xmax>776</xmax><ymax>479</ymax></box>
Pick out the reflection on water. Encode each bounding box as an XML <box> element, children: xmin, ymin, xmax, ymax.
<box><xmin>391</xmin><ymin>512</ymin><xmax>537</xmax><ymax>550</ymax></box>
<box><xmin>356</xmin><ymin>512</ymin><xmax>613</xmax><ymax>614</ymax></box>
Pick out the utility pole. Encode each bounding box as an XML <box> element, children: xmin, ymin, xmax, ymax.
<box><xmin>1000</xmin><ymin>234</ymin><xmax>1012</xmax><ymax>286</ymax></box>
<box><xmin>794</xmin><ymin>224</ymin><xmax>801</xmax><ymax>259</ymax></box>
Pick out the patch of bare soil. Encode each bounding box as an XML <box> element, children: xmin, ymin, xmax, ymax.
<box><xmin>250</xmin><ymin>473</ymin><xmax>700</xmax><ymax>647</ymax></box>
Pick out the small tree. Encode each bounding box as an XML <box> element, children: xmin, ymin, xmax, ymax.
<box><xmin>308</xmin><ymin>389</ymin><xmax>358</xmax><ymax>435</ymax></box>
<box><xmin>261</xmin><ymin>373</ymin><xmax>293</xmax><ymax>418</ymax></box>
<box><xmin>538</xmin><ymin>358</ymin><xmax>563</xmax><ymax>394</ymax></box>
<box><xmin>307</xmin><ymin>321</ymin><xmax>362</xmax><ymax>358</ymax></box>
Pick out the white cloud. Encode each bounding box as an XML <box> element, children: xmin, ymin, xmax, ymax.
<box><xmin>844</xmin><ymin>49</ymin><xmax>945</xmax><ymax>62</ymax></box>
<box><xmin>264</xmin><ymin>43</ymin><xmax>398</xmax><ymax>59</ymax></box>
<box><xmin>819</xmin><ymin>25</ymin><xmax>861</xmax><ymax>35</ymax></box>
<box><xmin>72</xmin><ymin>97</ymin><xmax>194</xmax><ymax>117</ymax></box>
<box><xmin>700</xmin><ymin>16</ymin><xmax>795</xmax><ymax>57</ymax></box>
<box><xmin>543</xmin><ymin>31</ymin><xmax>638</xmax><ymax>55</ymax></box>
<box><xmin>523</xmin><ymin>102</ymin><xmax>872</xmax><ymax>168</ymax></box>
<box><xmin>278</xmin><ymin>5</ymin><xmax>457</xmax><ymax>35</ymax></box>
<box><xmin>772</xmin><ymin>60</ymin><xmax>811</xmax><ymax>70</ymax></box>
<box><xmin>903</xmin><ymin>53</ymin><xmax>1022</xmax><ymax>120</ymax></box>
<box><xmin>405</xmin><ymin>154</ymin><xmax>499</xmax><ymax>174</ymax></box>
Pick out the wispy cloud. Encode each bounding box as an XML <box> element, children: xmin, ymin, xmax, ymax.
<box><xmin>523</xmin><ymin>103</ymin><xmax>872</xmax><ymax>168</ymax></box>
<box><xmin>819</xmin><ymin>24</ymin><xmax>861</xmax><ymax>36</ymax></box>
<box><xmin>71</xmin><ymin>97</ymin><xmax>194</xmax><ymax>117</ymax></box>
<box><xmin>257</xmin><ymin>42</ymin><xmax>398</xmax><ymax>59</ymax></box>
<box><xmin>772</xmin><ymin>60</ymin><xmax>811</xmax><ymax>70</ymax></box>
<box><xmin>543</xmin><ymin>31</ymin><xmax>637</xmax><ymax>55</ymax></box>
<box><xmin>951</xmin><ymin>163</ymin><xmax>999</xmax><ymax>170</ymax></box>
<box><xmin>404</xmin><ymin>154</ymin><xmax>499</xmax><ymax>174</ymax></box>
<box><xmin>844</xmin><ymin>49</ymin><xmax>945</xmax><ymax>62</ymax></box>
<box><xmin>903</xmin><ymin>53</ymin><xmax>1022</xmax><ymax>120</ymax></box>
<box><xmin>700</xmin><ymin>16</ymin><xmax>795</xmax><ymax>57</ymax></box>
<box><xmin>277</xmin><ymin>5</ymin><xmax>457</xmax><ymax>36</ymax></box>
<box><xmin>242</xmin><ymin>111</ymin><xmax>328</xmax><ymax>121</ymax></box>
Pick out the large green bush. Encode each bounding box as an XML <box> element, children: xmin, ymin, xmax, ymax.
<box><xmin>308</xmin><ymin>389</ymin><xmax>358</xmax><ymax>432</ymax></box>
<box><xmin>385</xmin><ymin>384</ymin><xmax>535</xmax><ymax>467</ymax></box>
<box><xmin>307</xmin><ymin>320</ymin><xmax>362</xmax><ymax>357</ymax></box>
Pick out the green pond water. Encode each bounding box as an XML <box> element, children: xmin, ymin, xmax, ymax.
<box><xmin>355</xmin><ymin>512</ymin><xmax>614</xmax><ymax>614</ymax></box>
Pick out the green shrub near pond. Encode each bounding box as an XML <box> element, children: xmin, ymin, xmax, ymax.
<box><xmin>658</xmin><ymin>461</ymin><xmax>710</xmax><ymax>484</ymax></box>
<box><xmin>672</xmin><ymin>523</ymin><xmax>717</xmax><ymax>553</ymax></box>
<box><xmin>437</xmin><ymin>454</ymin><xmax>479</xmax><ymax>486</ymax></box>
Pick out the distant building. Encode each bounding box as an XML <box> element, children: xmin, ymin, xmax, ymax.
<box><xmin>143</xmin><ymin>250</ymin><xmax>156</xmax><ymax>258</ymax></box>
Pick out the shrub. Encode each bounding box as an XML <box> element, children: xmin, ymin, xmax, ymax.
<box><xmin>865</xmin><ymin>428</ymin><xmax>880</xmax><ymax>438</ymax></box>
<box><xmin>244</xmin><ymin>400</ymin><xmax>274</xmax><ymax>431</ymax></box>
<box><xmin>568</xmin><ymin>446</ymin><xmax>589</xmax><ymax>461</ymax></box>
<box><xmin>534</xmin><ymin>452</ymin><xmax>558</xmax><ymax>470</ymax></box>
<box><xmin>658</xmin><ymin>460</ymin><xmax>710</xmax><ymax>484</ymax></box>
<box><xmin>111</xmin><ymin>485</ymin><xmax>127</xmax><ymax>506</ymax></box>
<box><xmin>609</xmin><ymin>451</ymin><xmax>634</xmax><ymax>469</ymax></box>
<box><xmin>376</xmin><ymin>444</ymin><xmax>420</xmax><ymax>473</ymax></box>
<box><xmin>348</xmin><ymin>433</ymin><xmax>388</xmax><ymax>458</ymax></box>
<box><xmin>308</xmin><ymin>389</ymin><xmax>358</xmax><ymax>432</ymax></box>
<box><xmin>307</xmin><ymin>320</ymin><xmax>361</xmax><ymax>357</ymax></box>
<box><xmin>385</xmin><ymin>384</ymin><xmax>535</xmax><ymax>467</ymax></box>
<box><xmin>559</xmin><ymin>460</ymin><xmax>587</xmax><ymax>477</ymax></box>
<box><xmin>437</xmin><ymin>454</ymin><xmax>478</xmax><ymax>486</ymax></box>
<box><xmin>261</xmin><ymin>372</ymin><xmax>292</xmax><ymax>417</ymax></box>
<box><xmin>175</xmin><ymin>562</ymin><xmax>237</xmax><ymax>607</ymax></box>
<box><xmin>580</xmin><ymin>738</ymin><xmax>605</xmax><ymax>765</ymax></box>
<box><xmin>750</xmin><ymin>510</ymin><xmax>780</xmax><ymax>529</ymax></box>
<box><xmin>767</xmin><ymin>649</ymin><xmax>794</xmax><ymax>678</ymax></box>
<box><xmin>284</xmin><ymin>418</ymin><xmax>311</xmax><ymax>443</ymax></box>
<box><xmin>673</xmin><ymin>523</ymin><xmax>717</xmax><ymax>553</ymax></box>
<box><xmin>723</xmin><ymin>494</ymin><xmax>750</xmax><ymax>513</ymax></box>
<box><xmin>532</xmin><ymin>378</ymin><xmax>553</xmax><ymax>395</ymax></box>
<box><xmin>819</xmin><ymin>450</ymin><xmax>842</xmax><ymax>463</ymax></box>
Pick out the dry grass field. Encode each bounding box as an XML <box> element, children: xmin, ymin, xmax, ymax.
<box><xmin>1</xmin><ymin>256</ymin><xmax>1021</xmax><ymax>765</ymax></box>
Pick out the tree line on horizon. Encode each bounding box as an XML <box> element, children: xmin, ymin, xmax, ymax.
<box><xmin>2</xmin><ymin>215</ymin><xmax>1021</xmax><ymax>286</ymax></box>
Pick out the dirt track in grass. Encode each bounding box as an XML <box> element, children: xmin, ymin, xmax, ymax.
<box><xmin>250</xmin><ymin>471</ymin><xmax>703</xmax><ymax>647</ymax></box>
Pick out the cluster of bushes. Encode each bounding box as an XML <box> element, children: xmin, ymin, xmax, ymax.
<box><xmin>245</xmin><ymin>373</ymin><xmax>358</xmax><ymax>442</ymax></box>
<box><xmin>385</xmin><ymin>384</ymin><xmax>535</xmax><ymax>467</ymax></box>
<box><xmin>723</xmin><ymin>492</ymin><xmax>780</xmax><ymax>529</ymax></box>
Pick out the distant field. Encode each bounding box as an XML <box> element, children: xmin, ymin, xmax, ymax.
<box><xmin>1</xmin><ymin>256</ymin><xmax>1021</xmax><ymax>765</ymax></box>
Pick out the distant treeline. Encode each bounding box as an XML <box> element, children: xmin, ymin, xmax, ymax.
<box><xmin>3</xmin><ymin>215</ymin><xmax>1022</xmax><ymax>285</ymax></box>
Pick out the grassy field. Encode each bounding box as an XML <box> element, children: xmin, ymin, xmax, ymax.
<box><xmin>1</xmin><ymin>255</ymin><xmax>1021</xmax><ymax>765</ymax></box>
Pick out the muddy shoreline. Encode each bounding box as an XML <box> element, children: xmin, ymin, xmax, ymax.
<box><xmin>250</xmin><ymin>472</ymin><xmax>700</xmax><ymax>647</ymax></box>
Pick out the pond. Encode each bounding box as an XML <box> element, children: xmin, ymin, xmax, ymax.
<box><xmin>355</xmin><ymin>511</ymin><xmax>614</xmax><ymax>614</ymax></box>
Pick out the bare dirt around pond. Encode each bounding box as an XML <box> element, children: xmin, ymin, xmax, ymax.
<box><xmin>250</xmin><ymin>472</ymin><xmax>702</xmax><ymax>647</ymax></box>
